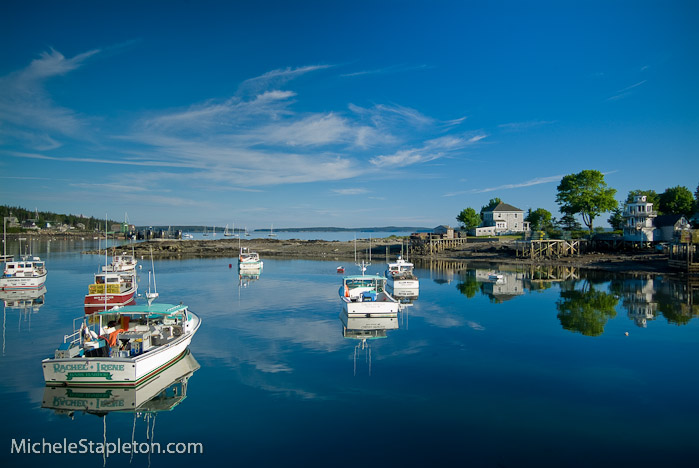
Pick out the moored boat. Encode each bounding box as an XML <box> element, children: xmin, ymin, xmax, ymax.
<box><xmin>239</xmin><ymin>246</ymin><xmax>263</xmax><ymax>270</ymax></box>
<box><xmin>339</xmin><ymin>272</ymin><xmax>399</xmax><ymax>317</ymax></box>
<box><xmin>42</xmin><ymin>302</ymin><xmax>201</xmax><ymax>387</ymax></box>
<box><xmin>101</xmin><ymin>251</ymin><xmax>138</xmax><ymax>274</ymax></box>
<box><xmin>84</xmin><ymin>270</ymin><xmax>137</xmax><ymax>313</ymax></box>
<box><xmin>384</xmin><ymin>256</ymin><xmax>419</xmax><ymax>292</ymax></box>
<box><xmin>0</xmin><ymin>256</ymin><xmax>48</xmax><ymax>291</ymax></box>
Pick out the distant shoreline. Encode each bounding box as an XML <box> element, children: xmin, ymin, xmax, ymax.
<box><xmin>81</xmin><ymin>237</ymin><xmax>679</xmax><ymax>277</ymax></box>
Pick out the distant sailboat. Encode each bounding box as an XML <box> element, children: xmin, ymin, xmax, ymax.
<box><xmin>202</xmin><ymin>226</ymin><xmax>208</xmax><ymax>237</ymax></box>
<box><xmin>225</xmin><ymin>223</ymin><xmax>239</xmax><ymax>238</ymax></box>
<box><xmin>245</xmin><ymin>227</ymin><xmax>250</xmax><ymax>237</ymax></box>
<box><xmin>146</xmin><ymin>249</ymin><xmax>159</xmax><ymax>306</ymax></box>
<box><xmin>268</xmin><ymin>224</ymin><xmax>277</xmax><ymax>238</ymax></box>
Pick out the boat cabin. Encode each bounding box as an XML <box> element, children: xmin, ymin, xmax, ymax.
<box><xmin>61</xmin><ymin>303</ymin><xmax>193</xmax><ymax>359</ymax></box>
<box><xmin>3</xmin><ymin>257</ymin><xmax>45</xmax><ymax>277</ymax></box>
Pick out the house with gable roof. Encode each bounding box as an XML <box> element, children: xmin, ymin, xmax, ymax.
<box><xmin>473</xmin><ymin>202</ymin><xmax>530</xmax><ymax>236</ymax></box>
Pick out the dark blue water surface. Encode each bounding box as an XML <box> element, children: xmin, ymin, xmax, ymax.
<box><xmin>1</xmin><ymin>238</ymin><xmax>698</xmax><ymax>467</ymax></box>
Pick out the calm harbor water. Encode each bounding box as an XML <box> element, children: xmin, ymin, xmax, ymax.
<box><xmin>1</xmin><ymin>237</ymin><xmax>698</xmax><ymax>467</ymax></box>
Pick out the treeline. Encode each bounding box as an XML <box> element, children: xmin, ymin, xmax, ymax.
<box><xmin>456</xmin><ymin>171</ymin><xmax>699</xmax><ymax>236</ymax></box>
<box><xmin>0</xmin><ymin>205</ymin><xmax>116</xmax><ymax>231</ymax></box>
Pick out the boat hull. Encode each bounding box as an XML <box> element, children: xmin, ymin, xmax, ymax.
<box><xmin>0</xmin><ymin>272</ymin><xmax>47</xmax><ymax>291</ymax></box>
<box><xmin>42</xmin><ymin>314</ymin><xmax>200</xmax><ymax>387</ymax></box>
<box><xmin>239</xmin><ymin>261</ymin><xmax>263</xmax><ymax>270</ymax></box>
<box><xmin>84</xmin><ymin>291</ymin><xmax>136</xmax><ymax>313</ymax></box>
<box><xmin>387</xmin><ymin>277</ymin><xmax>420</xmax><ymax>290</ymax></box>
<box><xmin>341</xmin><ymin>294</ymin><xmax>399</xmax><ymax>317</ymax></box>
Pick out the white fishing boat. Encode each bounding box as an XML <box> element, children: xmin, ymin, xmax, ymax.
<box><xmin>101</xmin><ymin>251</ymin><xmax>138</xmax><ymax>274</ymax></box>
<box><xmin>182</xmin><ymin>232</ymin><xmax>193</xmax><ymax>239</ymax></box>
<box><xmin>42</xmin><ymin>301</ymin><xmax>201</xmax><ymax>387</ymax></box>
<box><xmin>1</xmin><ymin>255</ymin><xmax>48</xmax><ymax>291</ymax></box>
<box><xmin>238</xmin><ymin>246</ymin><xmax>263</xmax><ymax>270</ymax></box>
<box><xmin>339</xmin><ymin>269</ymin><xmax>399</xmax><ymax>317</ymax></box>
<box><xmin>385</xmin><ymin>255</ymin><xmax>420</xmax><ymax>291</ymax></box>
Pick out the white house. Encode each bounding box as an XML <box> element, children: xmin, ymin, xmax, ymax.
<box><xmin>623</xmin><ymin>195</ymin><xmax>657</xmax><ymax>241</ymax></box>
<box><xmin>622</xmin><ymin>195</ymin><xmax>690</xmax><ymax>242</ymax></box>
<box><xmin>474</xmin><ymin>202</ymin><xmax>530</xmax><ymax>236</ymax></box>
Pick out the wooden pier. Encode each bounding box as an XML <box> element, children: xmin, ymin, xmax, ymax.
<box><xmin>409</xmin><ymin>236</ymin><xmax>469</xmax><ymax>256</ymax></box>
<box><xmin>515</xmin><ymin>239</ymin><xmax>588</xmax><ymax>260</ymax></box>
<box><xmin>668</xmin><ymin>232</ymin><xmax>699</xmax><ymax>275</ymax></box>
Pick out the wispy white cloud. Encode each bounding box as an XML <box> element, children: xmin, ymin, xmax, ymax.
<box><xmin>341</xmin><ymin>64</ymin><xmax>429</xmax><ymax>77</ymax></box>
<box><xmin>370</xmin><ymin>133</ymin><xmax>486</xmax><ymax>168</ymax></box>
<box><xmin>2</xmin><ymin>50</ymin><xmax>487</xmax><ymax>197</ymax></box>
<box><xmin>0</xmin><ymin>48</ymin><xmax>99</xmax><ymax>148</ymax></box>
<box><xmin>237</xmin><ymin>64</ymin><xmax>333</xmax><ymax>96</ymax></box>
<box><xmin>498</xmin><ymin>120</ymin><xmax>556</xmax><ymax>132</ymax></box>
<box><xmin>444</xmin><ymin>174</ymin><xmax>563</xmax><ymax>197</ymax></box>
<box><xmin>607</xmin><ymin>80</ymin><xmax>647</xmax><ymax>101</ymax></box>
<box><xmin>332</xmin><ymin>188</ymin><xmax>369</xmax><ymax>195</ymax></box>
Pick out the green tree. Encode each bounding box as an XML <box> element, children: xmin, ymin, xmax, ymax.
<box><xmin>556</xmin><ymin>170</ymin><xmax>617</xmax><ymax>232</ymax></box>
<box><xmin>557</xmin><ymin>213</ymin><xmax>582</xmax><ymax>231</ymax></box>
<box><xmin>456</xmin><ymin>208</ymin><xmax>481</xmax><ymax>230</ymax></box>
<box><xmin>479</xmin><ymin>197</ymin><xmax>501</xmax><ymax>217</ymax></box>
<box><xmin>525</xmin><ymin>208</ymin><xmax>553</xmax><ymax>231</ymax></box>
<box><xmin>658</xmin><ymin>186</ymin><xmax>694</xmax><ymax>218</ymax></box>
<box><xmin>607</xmin><ymin>207</ymin><xmax>624</xmax><ymax>231</ymax></box>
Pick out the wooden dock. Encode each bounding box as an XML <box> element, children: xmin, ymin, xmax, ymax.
<box><xmin>409</xmin><ymin>237</ymin><xmax>469</xmax><ymax>256</ymax></box>
<box><xmin>515</xmin><ymin>239</ymin><xmax>588</xmax><ymax>260</ymax></box>
<box><xmin>668</xmin><ymin>241</ymin><xmax>699</xmax><ymax>275</ymax></box>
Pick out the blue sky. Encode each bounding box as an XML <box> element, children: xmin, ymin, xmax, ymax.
<box><xmin>1</xmin><ymin>1</ymin><xmax>697</xmax><ymax>229</ymax></box>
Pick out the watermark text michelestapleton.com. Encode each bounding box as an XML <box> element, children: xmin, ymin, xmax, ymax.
<box><xmin>10</xmin><ymin>437</ymin><xmax>204</xmax><ymax>456</ymax></box>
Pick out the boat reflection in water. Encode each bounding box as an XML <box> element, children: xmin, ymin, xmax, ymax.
<box><xmin>239</xmin><ymin>267</ymin><xmax>262</xmax><ymax>289</ymax></box>
<box><xmin>0</xmin><ymin>285</ymin><xmax>47</xmax><ymax>313</ymax></box>
<box><xmin>42</xmin><ymin>350</ymin><xmax>199</xmax><ymax>466</ymax></box>
<box><xmin>340</xmin><ymin>309</ymin><xmax>399</xmax><ymax>376</ymax></box>
<box><xmin>42</xmin><ymin>349</ymin><xmax>200</xmax><ymax>417</ymax></box>
<box><xmin>389</xmin><ymin>285</ymin><xmax>419</xmax><ymax>304</ymax></box>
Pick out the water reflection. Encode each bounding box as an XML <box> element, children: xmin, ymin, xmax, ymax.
<box><xmin>1</xmin><ymin>286</ymin><xmax>47</xmax><ymax>355</ymax></box>
<box><xmin>340</xmin><ymin>310</ymin><xmax>399</xmax><ymax>376</ymax></box>
<box><xmin>446</xmin><ymin>261</ymin><xmax>699</xmax><ymax>333</ymax></box>
<box><xmin>556</xmin><ymin>284</ymin><xmax>619</xmax><ymax>336</ymax></box>
<box><xmin>239</xmin><ymin>267</ymin><xmax>262</xmax><ymax>288</ymax></box>
<box><xmin>610</xmin><ymin>276</ymin><xmax>699</xmax><ymax>327</ymax></box>
<box><xmin>41</xmin><ymin>350</ymin><xmax>199</xmax><ymax>466</ymax></box>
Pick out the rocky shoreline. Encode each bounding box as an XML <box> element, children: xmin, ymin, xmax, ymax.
<box><xmin>85</xmin><ymin>237</ymin><xmax>678</xmax><ymax>276</ymax></box>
